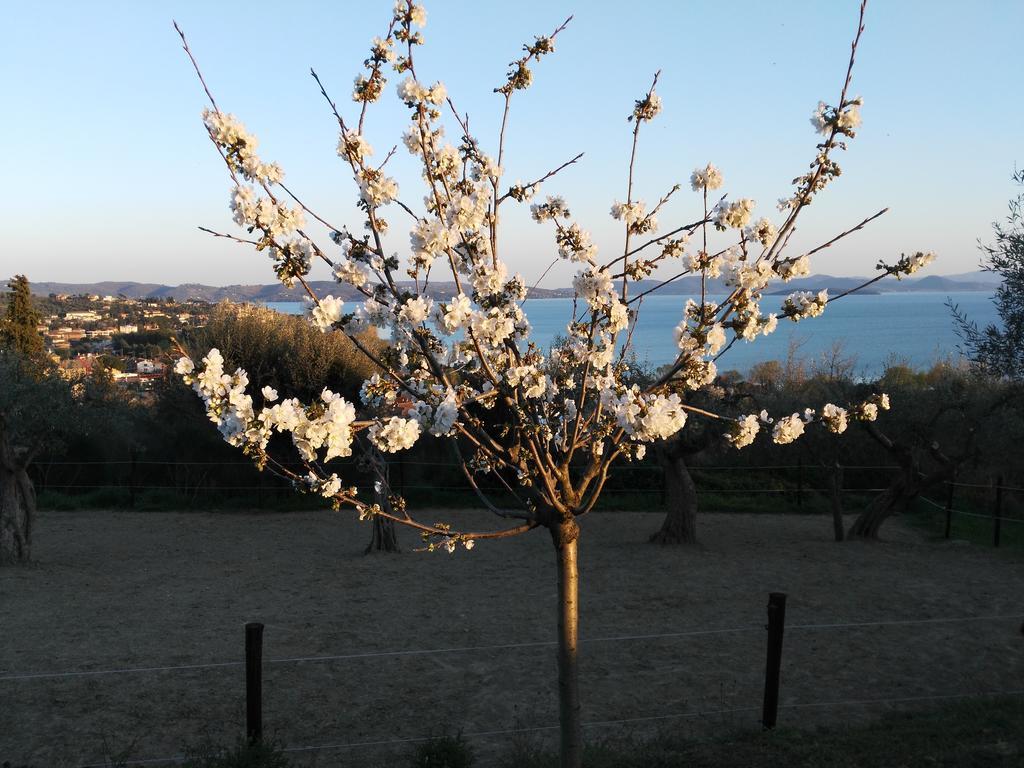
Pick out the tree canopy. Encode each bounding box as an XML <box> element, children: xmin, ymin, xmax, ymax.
<box><xmin>0</xmin><ymin>275</ymin><xmax>46</xmax><ymax>363</ymax></box>
<box><xmin>953</xmin><ymin>169</ymin><xmax>1024</xmax><ymax>379</ymax></box>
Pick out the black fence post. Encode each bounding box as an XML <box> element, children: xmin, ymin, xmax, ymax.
<box><xmin>943</xmin><ymin>477</ymin><xmax>955</xmax><ymax>540</ymax></box>
<box><xmin>993</xmin><ymin>476</ymin><xmax>1003</xmax><ymax>548</ymax></box>
<box><xmin>245</xmin><ymin>622</ymin><xmax>264</xmax><ymax>743</ymax></box>
<box><xmin>762</xmin><ymin>592</ymin><xmax>787</xmax><ymax>730</ymax></box>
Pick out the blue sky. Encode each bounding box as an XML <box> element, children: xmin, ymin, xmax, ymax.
<box><xmin>2</xmin><ymin>1</ymin><xmax>1021</xmax><ymax>287</ymax></box>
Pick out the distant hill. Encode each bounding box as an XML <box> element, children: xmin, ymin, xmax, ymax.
<box><xmin>28</xmin><ymin>271</ymin><xmax>998</xmax><ymax>302</ymax></box>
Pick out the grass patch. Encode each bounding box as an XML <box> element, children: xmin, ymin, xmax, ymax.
<box><xmin>907</xmin><ymin>496</ymin><xmax>1024</xmax><ymax>553</ymax></box>
<box><xmin>500</xmin><ymin>696</ymin><xmax>1024</xmax><ymax>768</ymax></box>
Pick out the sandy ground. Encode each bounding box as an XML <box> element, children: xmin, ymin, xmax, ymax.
<box><xmin>1</xmin><ymin>509</ymin><xmax>1022</xmax><ymax>767</ymax></box>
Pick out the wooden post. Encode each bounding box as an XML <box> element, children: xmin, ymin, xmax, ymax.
<box><xmin>943</xmin><ymin>477</ymin><xmax>955</xmax><ymax>540</ymax></box>
<box><xmin>762</xmin><ymin>592</ymin><xmax>787</xmax><ymax>730</ymax></box>
<box><xmin>245</xmin><ymin>622</ymin><xmax>264</xmax><ymax>743</ymax></box>
<box><xmin>993</xmin><ymin>476</ymin><xmax>1003</xmax><ymax>548</ymax></box>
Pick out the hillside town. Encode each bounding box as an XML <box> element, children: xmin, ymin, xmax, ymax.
<box><xmin>26</xmin><ymin>293</ymin><xmax>213</xmax><ymax>391</ymax></box>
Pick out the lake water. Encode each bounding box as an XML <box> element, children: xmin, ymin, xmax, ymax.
<box><xmin>266</xmin><ymin>292</ymin><xmax>999</xmax><ymax>377</ymax></box>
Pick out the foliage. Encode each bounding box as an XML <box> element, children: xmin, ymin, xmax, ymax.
<box><xmin>0</xmin><ymin>275</ymin><xmax>46</xmax><ymax>362</ymax></box>
<box><xmin>953</xmin><ymin>169</ymin><xmax>1024</xmax><ymax>379</ymax></box>
<box><xmin>184</xmin><ymin>301</ymin><xmax>385</xmax><ymax>402</ymax></box>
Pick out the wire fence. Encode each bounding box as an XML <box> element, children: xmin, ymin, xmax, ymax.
<box><xmin>4</xmin><ymin>608</ymin><xmax>1021</xmax><ymax>766</ymax></box>
<box><xmin>29</xmin><ymin>458</ymin><xmax>912</xmax><ymax>512</ymax></box>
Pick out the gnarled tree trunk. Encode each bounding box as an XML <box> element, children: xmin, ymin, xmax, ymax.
<box><xmin>848</xmin><ymin>423</ymin><xmax>955</xmax><ymax>539</ymax></box>
<box><xmin>0</xmin><ymin>430</ymin><xmax>35</xmax><ymax>565</ymax></box>
<box><xmin>650</xmin><ymin>430</ymin><xmax>708</xmax><ymax>545</ymax></box>
<box><xmin>830</xmin><ymin>461</ymin><xmax>845</xmax><ymax>542</ymax></box>
<box><xmin>650</xmin><ymin>442</ymin><xmax>698</xmax><ymax>544</ymax></box>
<box><xmin>364</xmin><ymin>448</ymin><xmax>401</xmax><ymax>554</ymax></box>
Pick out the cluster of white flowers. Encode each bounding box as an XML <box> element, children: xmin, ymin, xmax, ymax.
<box><xmin>397</xmin><ymin>76</ymin><xmax>447</xmax><ymax>106</ymax></box>
<box><xmin>506</xmin><ymin>364</ymin><xmax>548</xmax><ymax>399</ymax></box>
<box><xmin>572</xmin><ymin>267</ymin><xmax>616</xmax><ymax>310</ymax></box>
<box><xmin>774</xmin><ymin>255</ymin><xmax>811</xmax><ymax>282</ymax></box>
<box><xmin>337</xmin><ymin>130</ymin><xmax>372</xmax><ymax>164</ymax></box>
<box><xmin>304</xmin><ymin>472</ymin><xmax>344</xmax><ymax>499</ymax></box>
<box><xmin>819</xmin><ymin>403</ymin><xmax>849</xmax><ymax>434</ymax></box>
<box><xmin>715</xmin><ymin>198</ymin><xmax>755</xmax><ymax>230</ymax></box>
<box><xmin>230</xmin><ymin>186</ymin><xmax>304</xmax><ymax>238</ymax></box>
<box><xmin>782</xmin><ymin>289</ymin><xmax>828</xmax><ymax>321</ymax></box>
<box><xmin>811</xmin><ymin>97</ymin><xmax>863</xmax><ymax>136</ymax></box>
<box><xmin>530</xmin><ymin>195</ymin><xmax>569</xmax><ymax>222</ymax></box>
<box><xmin>203</xmin><ymin>110</ymin><xmax>283</xmax><ymax>184</ymax></box>
<box><xmin>632</xmin><ymin>91</ymin><xmax>662</xmax><ymax>122</ymax></box>
<box><xmin>309</xmin><ymin>296</ymin><xmax>345</xmax><ymax>332</ymax></box>
<box><xmin>333</xmin><ymin>259</ymin><xmax>370</xmax><ymax>288</ymax></box>
<box><xmin>690</xmin><ymin>163</ymin><xmax>724</xmax><ymax>192</ymax></box>
<box><xmin>399</xmin><ymin>295</ymin><xmax>433</xmax><ymax>325</ymax></box>
<box><xmin>745</xmin><ymin>218</ymin><xmax>778</xmax><ymax>247</ymax></box>
<box><xmin>604</xmin><ymin>390</ymin><xmax>688</xmax><ymax>443</ymax></box>
<box><xmin>772</xmin><ymin>413</ymin><xmax>806</xmax><ymax>445</ymax></box>
<box><xmin>881</xmin><ymin>251</ymin><xmax>938</xmax><ymax>279</ymax></box>
<box><xmin>369</xmin><ymin>416</ymin><xmax>421</xmax><ymax>453</ymax></box>
<box><xmin>409</xmin><ymin>389</ymin><xmax>459</xmax><ymax>437</ymax></box>
<box><xmin>177</xmin><ymin>349</ymin><xmax>360</xmax><ymax>468</ymax></box>
<box><xmin>610</xmin><ymin>201</ymin><xmax>646</xmax><ymax>226</ymax></box>
<box><xmin>555</xmin><ymin>222</ymin><xmax>597</xmax><ymax>263</ymax></box>
<box><xmin>432</xmin><ymin>293</ymin><xmax>473</xmax><ymax>334</ymax></box>
<box><xmin>851</xmin><ymin>393</ymin><xmax>890</xmax><ymax>422</ymax></box>
<box><xmin>725</xmin><ymin>414</ymin><xmax>760</xmax><ymax>448</ymax></box>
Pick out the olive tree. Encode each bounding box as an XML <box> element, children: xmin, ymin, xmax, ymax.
<box><xmin>953</xmin><ymin>169</ymin><xmax>1024</xmax><ymax>379</ymax></box>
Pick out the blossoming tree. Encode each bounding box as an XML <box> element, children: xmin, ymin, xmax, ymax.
<box><xmin>173</xmin><ymin>2</ymin><xmax>934</xmax><ymax>764</ymax></box>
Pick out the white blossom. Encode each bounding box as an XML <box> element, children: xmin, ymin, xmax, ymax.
<box><xmin>309</xmin><ymin>296</ymin><xmax>344</xmax><ymax>332</ymax></box>
<box><xmin>690</xmin><ymin>163</ymin><xmax>723</xmax><ymax>192</ymax></box>
<box><xmin>772</xmin><ymin>413</ymin><xmax>806</xmax><ymax>445</ymax></box>
<box><xmin>370</xmin><ymin>416</ymin><xmax>421</xmax><ymax>453</ymax></box>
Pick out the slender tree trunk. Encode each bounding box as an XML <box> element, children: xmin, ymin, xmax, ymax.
<box><xmin>553</xmin><ymin>518</ymin><xmax>582</xmax><ymax>768</ymax></box>
<box><xmin>0</xmin><ymin>434</ymin><xmax>34</xmax><ymax>565</ymax></box>
<box><xmin>830</xmin><ymin>462</ymin><xmax>845</xmax><ymax>542</ymax></box>
<box><xmin>650</xmin><ymin>441</ymin><xmax>698</xmax><ymax>545</ymax></box>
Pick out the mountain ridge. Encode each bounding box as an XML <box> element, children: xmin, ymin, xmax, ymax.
<box><xmin>27</xmin><ymin>272</ymin><xmax>998</xmax><ymax>303</ymax></box>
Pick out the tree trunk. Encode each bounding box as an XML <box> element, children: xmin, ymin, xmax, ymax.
<box><xmin>849</xmin><ymin>424</ymin><xmax>956</xmax><ymax>540</ymax></box>
<box><xmin>830</xmin><ymin>462</ymin><xmax>845</xmax><ymax>542</ymax></box>
<box><xmin>0</xmin><ymin>434</ymin><xmax>34</xmax><ymax>565</ymax></box>
<box><xmin>365</xmin><ymin>515</ymin><xmax>400</xmax><ymax>553</ymax></box>
<box><xmin>650</xmin><ymin>441</ymin><xmax>698</xmax><ymax>545</ymax></box>
<box><xmin>847</xmin><ymin>467</ymin><xmax>917</xmax><ymax>539</ymax></box>
<box><xmin>365</xmin><ymin>449</ymin><xmax>401</xmax><ymax>554</ymax></box>
<box><xmin>552</xmin><ymin>518</ymin><xmax>582</xmax><ymax>768</ymax></box>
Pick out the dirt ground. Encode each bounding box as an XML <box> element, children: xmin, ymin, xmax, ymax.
<box><xmin>1</xmin><ymin>508</ymin><xmax>1022</xmax><ymax>767</ymax></box>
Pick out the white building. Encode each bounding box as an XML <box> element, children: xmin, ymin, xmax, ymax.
<box><xmin>136</xmin><ymin>359</ymin><xmax>164</xmax><ymax>374</ymax></box>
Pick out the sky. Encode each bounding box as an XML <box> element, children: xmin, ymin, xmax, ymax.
<box><xmin>2</xmin><ymin>0</ymin><xmax>1022</xmax><ymax>288</ymax></box>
